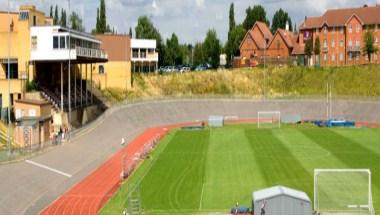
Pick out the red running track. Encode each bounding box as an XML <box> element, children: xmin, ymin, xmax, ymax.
<box><xmin>39</xmin><ymin>123</ymin><xmax>197</xmax><ymax>215</ymax></box>
<box><xmin>39</xmin><ymin>126</ymin><xmax>171</xmax><ymax>215</ymax></box>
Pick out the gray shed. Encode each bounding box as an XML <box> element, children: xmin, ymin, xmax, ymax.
<box><xmin>208</xmin><ymin>115</ymin><xmax>224</xmax><ymax>127</ymax></box>
<box><xmin>252</xmin><ymin>186</ymin><xmax>312</xmax><ymax>215</ymax></box>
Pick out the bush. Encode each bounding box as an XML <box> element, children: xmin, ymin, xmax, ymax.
<box><xmin>26</xmin><ymin>80</ymin><xmax>38</xmax><ymax>92</ymax></box>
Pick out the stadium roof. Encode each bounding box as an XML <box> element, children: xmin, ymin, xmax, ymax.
<box><xmin>253</xmin><ymin>185</ymin><xmax>310</xmax><ymax>202</ymax></box>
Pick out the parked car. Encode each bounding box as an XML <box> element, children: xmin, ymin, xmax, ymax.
<box><xmin>195</xmin><ymin>65</ymin><xmax>206</xmax><ymax>71</ymax></box>
<box><xmin>180</xmin><ymin>67</ymin><xmax>191</xmax><ymax>73</ymax></box>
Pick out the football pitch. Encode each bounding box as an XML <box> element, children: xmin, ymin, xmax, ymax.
<box><xmin>100</xmin><ymin>124</ymin><xmax>380</xmax><ymax>214</ymax></box>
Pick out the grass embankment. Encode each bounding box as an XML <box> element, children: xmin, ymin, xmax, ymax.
<box><xmin>102</xmin><ymin>65</ymin><xmax>380</xmax><ymax>103</ymax></box>
<box><xmin>101</xmin><ymin>124</ymin><xmax>380</xmax><ymax>215</ymax></box>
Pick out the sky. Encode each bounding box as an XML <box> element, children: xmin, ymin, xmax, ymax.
<box><xmin>1</xmin><ymin>0</ymin><xmax>380</xmax><ymax>44</ymax></box>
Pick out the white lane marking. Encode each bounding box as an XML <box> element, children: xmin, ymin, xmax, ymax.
<box><xmin>25</xmin><ymin>160</ymin><xmax>72</xmax><ymax>178</ymax></box>
<box><xmin>199</xmin><ymin>183</ymin><xmax>205</xmax><ymax>210</ymax></box>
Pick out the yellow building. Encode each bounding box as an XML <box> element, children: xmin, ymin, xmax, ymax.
<box><xmin>0</xmin><ymin>5</ymin><xmax>51</xmax><ymax>117</ymax></box>
<box><xmin>95</xmin><ymin>34</ymin><xmax>132</xmax><ymax>90</ymax></box>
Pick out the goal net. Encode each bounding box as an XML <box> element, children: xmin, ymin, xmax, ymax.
<box><xmin>257</xmin><ymin>111</ymin><xmax>281</xmax><ymax>128</ymax></box>
<box><xmin>314</xmin><ymin>169</ymin><xmax>374</xmax><ymax>215</ymax></box>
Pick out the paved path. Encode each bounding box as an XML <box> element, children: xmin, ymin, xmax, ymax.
<box><xmin>0</xmin><ymin>99</ymin><xmax>378</xmax><ymax>214</ymax></box>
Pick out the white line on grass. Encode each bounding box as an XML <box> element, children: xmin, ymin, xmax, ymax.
<box><xmin>25</xmin><ymin>160</ymin><xmax>72</xmax><ymax>178</ymax></box>
<box><xmin>199</xmin><ymin>183</ymin><xmax>205</xmax><ymax>210</ymax></box>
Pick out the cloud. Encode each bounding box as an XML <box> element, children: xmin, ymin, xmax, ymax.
<box><xmin>195</xmin><ymin>0</ymin><xmax>205</xmax><ymax>8</ymax></box>
<box><xmin>1</xmin><ymin>0</ymin><xmax>379</xmax><ymax>44</ymax></box>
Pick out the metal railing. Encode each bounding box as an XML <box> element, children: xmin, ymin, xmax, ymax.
<box><xmin>75</xmin><ymin>47</ymin><xmax>108</xmax><ymax>59</ymax></box>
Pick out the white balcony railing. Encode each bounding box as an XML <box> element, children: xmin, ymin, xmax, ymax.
<box><xmin>76</xmin><ymin>47</ymin><xmax>108</xmax><ymax>59</ymax></box>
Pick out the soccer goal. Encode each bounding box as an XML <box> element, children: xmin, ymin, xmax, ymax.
<box><xmin>314</xmin><ymin>169</ymin><xmax>374</xmax><ymax>215</ymax></box>
<box><xmin>257</xmin><ymin>111</ymin><xmax>281</xmax><ymax>128</ymax></box>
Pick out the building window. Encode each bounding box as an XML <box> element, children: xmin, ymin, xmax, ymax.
<box><xmin>59</xmin><ymin>36</ymin><xmax>66</xmax><ymax>49</ymax></box>
<box><xmin>140</xmin><ymin>49</ymin><xmax>147</xmax><ymax>58</ymax></box>
<box><xmin>356</xmin><ymin>54</ymin><xmax>360</xmax><ymax>61</ymax></box>
<box><xmin>332</xmin><ymin>27</ymin><xmax>335</xmax><ymax>33</ymax></box>
<box><xmin>348</xmin><ymin>40</ymin><xmax>352</xmax><ymax>47</ymax></box>
<box><xmin>365</xmin><ymin>55</ymin><xmax>369</xmax><ymax>61</ymax></box>
<box><xmin>349</xmin><ymin>53</ymin><xmax>352</xmax><ymax>61</ymax></box>
<box><xmin>355</xmin><ymin>40</ymin><xmax>360</xmax><ymax>47</ymax></box>
<box><xmin>331</xmin><ymin>40</ymin><xmax>335</xmax><ymax>47</ymax></box>
<box><xmin>340</xmin><ymin>27</ymin><xmax>344</xmax><ymax>34</ymax></box>
<box><xmin>356</xmin><ymin>25</ymin><xmax>361</xmax><ymax>33</ymax></box>
<box><xmin>33</xmin><ymin>16</ymin><xmax>36</xmax><ymax>26</ymax></box>
<box><xmin>323</xmin><ymin>53</ymin><xmax>327</xmax><ymax>61</ymax></box>
<box><xmin>316</xmin><ymin>28</ymin><xmax>319</xmax><ymax>35</ymax></box>
<box><xmin>53</xmin><ymin>36</ymin><xmax>59</xmax><ymax>49</ymax></box>
<box><xmin>31</xmin><ymin>36</ymin><xmax>37</xmax><ymax>50</ymax></box>
<box><xmin>340</xmin><ymin>40</ymin><xmax>344</xmax><ymax>47</ymax></box>
<box><xmin>376</xmin><ymin>24</ymin><xmax>379</xmax><ymax>31</ymax></box>
<box><xmin>323</xmin><ymin>39</ymin><xmax>328</xmax><ymax>48</ymax></box>
<box><xmin>99</xmin><ymin>65</ymin><xmax>105</xmax><ymax>74</ymax></box>
<box><xmin>349</xmin><ymin>24</ymin><xmax>352</xmax><ymax>33</ymax></box>
<box><xmin>19</xmin><ymin>11</ymin><xmax>29</xmax><ymax>20</ymax></box>
<box><xmin>324</xmin><ymin>26</ymin><xmax>328</xmax><ymax>34</ymax></box>
<box><xmin>331</xmin><ymin>54</ymin><xmax>335</xmax><ymax>62</ymax></box>
<box><xmin>375</xmin><ymin>37</ymin><xmax>378</xmax><ymax>44</ymax></box>
<box><xmin>132</xmin><ymin>49</ymin><xmax>139</xmax><ymax>58</ymax></box>
<box><xmin>375</xmin><ymin>53</ymin><xmax>378</xmax><ymax>60</ymax></box>
<box><xmin>339</xmin><ymin>53</ymin><xmax>344</xmax><ymax>61</ymax></box>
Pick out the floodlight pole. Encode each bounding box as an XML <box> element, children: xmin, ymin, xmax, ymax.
<box><xmin>264</xmin><ymin>39</ymin><xmax>266</xmax><ymax>101</ymax></box>
<box><xmin>68</xmin><ymin>0</ymin><xmax>71</xmax><ymax>138</ymax></box>
<box><xmin>7</xmin><ymin>0</ymin><xmax>11</xmax><ymax>156</ymax></box>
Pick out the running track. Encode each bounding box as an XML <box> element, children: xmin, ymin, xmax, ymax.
<box><xmin>39</xmin><ymin>123</ymin><xmax>196</xmax><ymax>215</ymax></box>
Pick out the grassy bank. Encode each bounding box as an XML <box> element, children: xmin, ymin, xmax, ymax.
<box><xmin>102</xmin><ymin>65</ymin><xmax>380</xmax><ymax>103</ymax></box>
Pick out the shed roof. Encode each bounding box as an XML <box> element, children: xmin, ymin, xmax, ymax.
<box><xmin>253</xmin><ymin>186</ymin><xmax>310</xmax><ymax>202</ymax></box>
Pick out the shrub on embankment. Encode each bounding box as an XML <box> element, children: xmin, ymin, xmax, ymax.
<box><xmin>102</xmin><ymin>65</ymin><xmax>380</xmax><ymax>102</ymax></box>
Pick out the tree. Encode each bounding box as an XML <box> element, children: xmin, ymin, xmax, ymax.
<box><xmin>243</xmin><ymin>5</ymin><xmax>269</xmax><ymax>31</ymax></box>
<box><xmin>95</xmin><ymin>0</ymin><xmax>107</xmax><ymax>33</ymax></box>
<box><xmin>271</xmin><ymin>8</ymin><xmax>292</xmax><ymax>33</ymax></box>
<box><xmin>60</xmin><ymin>8</ymin><xmax>67</xmax><ymax>27</ymax></box>
<box><xmin>95</xmin><ymin>8</ymin><xmax>100</xmax><ymax>33</ymax></box>
<box><xmin>70</xmin><ymin>12</ymin><xmax>85</xmax><ymax>32</ymax></box>
<box><xmin>294</xmin><ymin>22</ymin><xmax>297</xmax><ymax>33</ymax></box>
<box><xmin>164</xmin><ymin>33</ymin><xmax>182</xmax><ymax>65</ymax></box>
<box><xmin>53</xmin><ymin>5</ymin><xmax>59</xmax><ymax>25</ymax></box>
<box><xmin>314</xmin><ymin>36</ymin><xmax>321</xmax><ymax>65</ymax></box>
<box><xmin>193</xmin><ymin>42</ymin><xmax>205</xmax><ymax>66</ymax></box>
<box><xmin>225</xmin><ymin>24</ymin><xmax>246</xmax><ymax>66</ymax></box>
<box><xmin>304</xmin><ymin>39</ymin><xmax>313</xmax><ymax>65</ymax></box>
<box><xmin>228</xmin><ymin>3</ymin><xmax>236</xmax><ymax>35</ymax></box>
<box><xmin>50</xmin><ymin>5</ymin><xmax>53</xmax><ymax>18</ymax></box>
<box><xmin>203</xmin><ymin>29</ymin><xmax>221</xmax><ymax>68</ymax></box>
<box><xmin>363</xmin><ymin>30</ymin><xmax>378</xmax><ymax>63</ymax></box>
<box><xmin>129</xmin><ymin>27</ymin><xmax>133</xmax><ymax>38</ymax></box>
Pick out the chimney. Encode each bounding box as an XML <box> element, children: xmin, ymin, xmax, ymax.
<box><xmin>286</xmin><ymin>21</ymin><xmax>289</xmax><ymax>31</ymax></box>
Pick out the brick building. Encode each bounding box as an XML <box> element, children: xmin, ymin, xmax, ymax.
<box><xmin>239</xmin><ymin>22</ymin><xmax>272</xmax><ymax>66</ymax></box>
<box><xmin>299</xmin><ymin>5</ymin><xmax>380</xmax><ymax>66</ymax></box>
<box><xmin>238</xmin><ymin>5</ymin><xmax>380</xmax><ymax>67</ymax></box>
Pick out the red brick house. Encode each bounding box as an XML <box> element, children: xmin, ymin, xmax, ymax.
<box><xmin>299</xmin><ymin>5</ymin><xmax>380</xmax><ymax>66</ymax></box>
<box><xmin>237</xmin><ymin>5</ymin><xmax>380</xmax><ymax>67</ymax></box>
<box><xmin>238</xmin><ymin>22</ymin><xmax>273</xmax><ymax>66</ymax></box>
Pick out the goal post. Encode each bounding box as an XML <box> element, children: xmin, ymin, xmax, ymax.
<box><xmin>257</xmin><ymin>111</ymin><xmax>281</xmax><ymax>128</ymax></box>
<box><xmin>314</xmin><ymin>169</ymin><xmax>374</xmax><ymax>215</ymax></box>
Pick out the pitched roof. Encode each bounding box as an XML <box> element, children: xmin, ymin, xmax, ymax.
<box><xmin>300</xmin><ymin>5</ymin><xmax>380</xmax><ymax>29</ymax></box>
<box><xmin>267</xmin><ymin>28</ymin><xmax>298</xmax><ymax>50</ymax></box>
<box><xmin>255</xmin><ymin>21</ymin><xmax>273</xmax><ymax>40</ymax></box>
<box><xmin>253</xmin><ymin>186</ymin><xmax>311</xmax><ymax>202</ymax></box>
<box><xmin>240</xmin><ymin>21</ymin><xmax>273</xmax><ymax>50</ymax></box>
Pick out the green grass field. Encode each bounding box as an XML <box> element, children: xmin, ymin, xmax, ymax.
<box><xmin>100</xmin><ymin>124</ymin><xmax>380</xmax><ymax>215</ymax></box>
